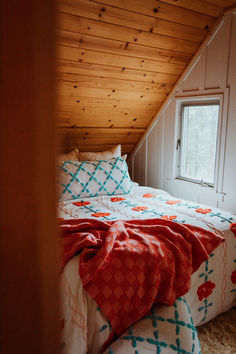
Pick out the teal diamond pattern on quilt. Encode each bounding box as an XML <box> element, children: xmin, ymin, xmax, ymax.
<box><xmin>58</xmin><ymin>157</ymin><xmax>133</xmax><ymax>201</ymax></box>
<box><xmin>105</xmin><ymin>298</ymin><xmax>201</xmax><ymax>354</ymax></box>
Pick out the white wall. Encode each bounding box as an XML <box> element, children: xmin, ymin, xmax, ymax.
<box><xmin>130</xmin><ymin>12</ymin><xmax>236</xmax><ymax>214</ymax></box>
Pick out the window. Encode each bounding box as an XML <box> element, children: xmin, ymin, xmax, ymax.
<box><xmin>176</xmin><ymin>99</ymin><xmax>220</xmax><ymax>187</ymax></box>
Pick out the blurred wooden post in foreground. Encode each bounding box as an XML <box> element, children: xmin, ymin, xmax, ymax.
<box><xmin>0</xmin><ymin>0</ymin><xmax>59</xmax><ymax>353</ymax></box>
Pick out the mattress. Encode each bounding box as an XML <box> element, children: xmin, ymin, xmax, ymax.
<box><xmin>59</xmin><ymin>185</ymin><xmax>236</xmax><ymax>353</ymax></box>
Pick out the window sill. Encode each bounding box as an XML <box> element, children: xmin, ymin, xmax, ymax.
<box><xmin>175</xmin><ymin>177</ymin><xmax>215</xmax><ymax>189</ymax></box>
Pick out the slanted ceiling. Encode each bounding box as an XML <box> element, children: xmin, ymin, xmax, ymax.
<box><xmin>57</xmin><ymin>0</ymin><xmax>236</xmax><ymax>155</ymax></box>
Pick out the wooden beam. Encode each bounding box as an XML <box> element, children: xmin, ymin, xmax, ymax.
<box><xmin>201</xmin><ymin>0</ymin><xmax>236</xmax><ymax>8</ymax></box>
<box><xmin>58</xmin><ymin>127</ymin><xmax>146</xmax><ymax>132</ymax></box>
<box><xmin>57</xmin><ymin>72</ymin><xmax>174</xmax><ymax>93</ymax></box>
<box><xmin>158</xmin><ymin>0</ymin><xmax>223</xmax><ymax>17</ymax></box>
<box><xmin>58</xmin><ymin>127</ymin><xmax>144</xmax><ymax>145</ymax></box>
<box><xmin>58</xmin><ymin>95</ymin><xmax>162</xmax><ymax>107</ymax></box>
<box><xmin>60</xmin><ymin>143</ymin><xmax>135</xmax><ymax>154</ymax></box>
<box><xmin>59</xmin><ymin>0</ymin><xmax>207</xmax><ymax>42</ymax></box>
<box><xmin>58</xmin><ymin>13</ymin><xmax>199</xmax><ymax>54</ymax></box>
<box><xmin>58</xmin><ymin>82</ymin><xmax>168</xmax><ymax>102</ymax></box>
<box><xmin>88</xmin><ymin>0</ymin><xmax>216</xmax><ymax>28</ymax></box>
<box><xmin>57</xmin><ymin>46</ymin><xmax>186</xmax><ymax>75</ymax></box>
<box><xmin>57</xmin><ymin>106</ymin><xmax>158</xmax><ymax>128</ymax></box>
<box><xmin>57</xmin><ymin>61</ymin><xmax>179</xmax><ymax>84</ymax></box>
<box><xmin>58</xmin><ymin>31</ymin><xmax>192</xmax><ymax>65</ymax></box>
<box><xmin>0</xmin><ymin>0</ymin><xmax>59</xmax><ymax>353</ymax></box>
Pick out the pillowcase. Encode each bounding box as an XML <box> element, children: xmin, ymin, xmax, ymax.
<box><xmin>78</xmin><ymin>145</ymin><xmax>121</xmax><ymax>161</ymax></box>
<box><xmin>58</xmin><ymin>148</ymin><xmax>79</xmax><ymax>162</ymax></box>
<box><xmin>58</xmin><ymin>156</ymin><xmax>132</xmax><ymax>201</ymax></box>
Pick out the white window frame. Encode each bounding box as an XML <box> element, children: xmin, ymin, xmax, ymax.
<box><xmin>173</xmin><ymin>90</ymin><xmax>228</xmax><ymax>194</ymax></box>
<box><xmin>179</xmin><ymin>100</ymin><xmax>220</xmax><ymax>187</ymax></box>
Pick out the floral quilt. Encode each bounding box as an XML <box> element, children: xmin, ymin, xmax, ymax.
<box><xmin>59</xmin><ymin>186</ymin><xmax>236</xmax><ymax>354</ymax></box>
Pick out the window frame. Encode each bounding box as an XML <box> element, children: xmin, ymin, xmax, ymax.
<box><xmin>174</xmin><ymin>92</ymin><xmax>226</xmax><ymax>191</ymax></box>
<box><xmin>179</xmin><ymin>101</ymin><xmax>220</xmax><ymax>187</ymax></box>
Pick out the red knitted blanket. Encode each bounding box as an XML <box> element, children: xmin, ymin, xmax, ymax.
<box><xmin>60</xmin><ymin>218</ymin><xmax>224</xmax><ymax>345</ymax></box>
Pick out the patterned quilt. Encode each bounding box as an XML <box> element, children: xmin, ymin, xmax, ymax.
<box><xmin>59</xmin><ymin>186</ymin><xmax>236</xmax><ymax>354</ymax></box>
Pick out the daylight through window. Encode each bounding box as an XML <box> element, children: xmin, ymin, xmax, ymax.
<box><xmin>179</xmin><ymin>102</ymin><xmax>220</xmax><ymax>186</ymax></box>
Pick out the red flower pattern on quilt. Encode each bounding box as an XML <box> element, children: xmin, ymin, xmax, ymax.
<box><xmin>197</xmin><ymin>281</ymin><xmax>215</xmax><ymax>301</ymax></box>
<box><xmin>166</xmin><ymin>200</ymin><xmax>181</xmax><ymax>205</ymax></box>
<box><xmin>195</xmin><ymin>208</ymin><xmax>211</xmax><ymax>214</ymax></box>
<box><xmin>91</xmin><ymin>212</ymin><xmax>111</xmax><ymax>218</ymax></box>
<box><xmin>73</xmin><ymin>201</ymin><xmax>91</xmax><ymax>207</ymax></box>
<box><xmin>161</xmin><ymin>215</ymin><xmax>177</xmax><ymax>221</ymax></box>
<box><xmin>231</xmin><ymin>270</ymin><xmax>236</xmax><ymax>284</ymax></box>
<box><xmin>132</xmin><ymin>206</ymin><xmax>148</xmax><ymax>212</ymax></box>
<box><xmin>143</xmin><ymin>194</ymin><xmax>156</xmax><ymax>198</ymax></box>
<box><xmin>110</xmin><ymin>197</ymin><xmax>126</xmax><ymax>202</ymax></box>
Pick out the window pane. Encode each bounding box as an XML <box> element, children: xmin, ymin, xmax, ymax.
<box><xmin>180</xmin><ymin>104</ymin><xmax>219</xmax><ymax>185</ymax></box>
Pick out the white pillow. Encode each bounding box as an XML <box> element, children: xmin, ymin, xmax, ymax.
<box><xmin>58</xmin><ymin>148</ymin><xmax>79</xmax><ymax>161</ymax></box>
<box><xmin>78</xmin><ymin>145</ymin><xmax>121</xmax><ymax>161</ymax></box>
<box><xmin>58</xmin><ymin>156</ymin><xmax>132</xmax><ymax>201</ymax></box>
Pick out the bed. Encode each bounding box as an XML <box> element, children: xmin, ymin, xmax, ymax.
<box><xmin>58</xmin><ymin>150</ymin><xmax>236</xmax><ymax>354</ymax></box>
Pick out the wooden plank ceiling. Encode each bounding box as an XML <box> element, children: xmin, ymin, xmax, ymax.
<box><xmin>57</xmin><ymin>0</ymin><xmax>236</xmax><ymax>155</ymax></box>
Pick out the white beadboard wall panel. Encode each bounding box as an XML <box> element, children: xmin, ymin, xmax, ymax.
<box><xmin>205</xmin><ymin>16</ymin><xmax>231</xmax><ymax>89</ymax></box>
<box><xmin>162</xmin><ymin>102</ymin><xmax>175</xmax><ymax>187</ymax></box>
<box><xmin>146</xmin><ymin>123</ymin><xmax>160</xmax><ymax>189</ymax></box>
<box><xmin>133</xmin><ymin>143</ymin><xmax>146</xmax><ymax>186</ymax></box>
<box><xmin>127</xmin><ymin>156</ymin><xmax>133</xmax><ymax>179</ymax></box>
<box><xmin>198</xmin><ymin>188</ymin><xmax>222</xmax><ymax>207</ymax></box>
<box><xmin>183</xmin><ymin>47</ymin><xmax>206</xmax><ymax>92</ymax></box>
<box><xmin>165</xmin><ymin>179</ymin><xmax>201</xmax><ymax>204</ymax></box>
<box><xmin>218</xmin><ymin>13</ymin><xmax>236</xmax><ymax>212</ymax></box>
<box><xmin>130</xmin><ymin>12</ymin><xmax>236</xmax><ymax>214</ymax></box>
